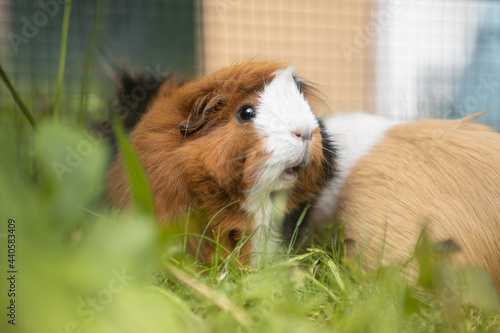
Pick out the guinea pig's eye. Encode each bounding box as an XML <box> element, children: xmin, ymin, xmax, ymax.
<box><xmin>236</xmin><ymin>104</ymin><xmax>256</xmax><ymax>123</ymax></box>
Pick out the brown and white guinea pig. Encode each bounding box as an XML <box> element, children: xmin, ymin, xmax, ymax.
<box><xmin>108</xmin><ymin>61</ymin><xmax>336</xmax><ymax>265</ymax></box>
<box><xmin>312</xmin><ymin>112</ymin><xmax>500</xmax><ymax>287</ymax></box>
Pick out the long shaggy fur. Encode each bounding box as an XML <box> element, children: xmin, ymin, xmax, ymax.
<box><xmin>108</xmin><ymin>61</ymin><xmax>335</xmax><ymax>263</ymax></box>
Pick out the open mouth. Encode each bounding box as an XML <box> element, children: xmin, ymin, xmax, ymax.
<box><xmin>281</xmin><ymin>164</ymin><xmax>301</xmax><ymax>181</ymax></box>
<box><xmin>280</xmin><ymin>151</ymin><xmax>309</xmax><ymax>182</ymax></box>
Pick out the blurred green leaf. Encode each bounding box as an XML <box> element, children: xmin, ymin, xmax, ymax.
<box><xmin>36</xmin><ymin>122</ymin><xmax>108</xmax><ymax>224</ymax></box>
<box><xmin>462</xmin><ymin>268</ymin><xmax>500</xmax><ymax>313</ymax></box>
<box><xmin>0</xmin><ymin>122</ymin><xmax>201</xmax><ymax>333</ymax></box>
<box><xmin>414</xmin><ymin>227</ymin><xmax>435</xmax><ymax>289</ymax></box>
<box><xmin>0</xmin><ymin>120</ymin><xmax>499</xmax><ymax>333</ymax></box>
<box><xmin>113</xmin><ymin>118</ymin><xmax>154</xmax><ymax>216</ymax></box>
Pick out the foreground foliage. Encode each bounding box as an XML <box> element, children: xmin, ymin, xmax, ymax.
<box><xmin>0</xmin><ymin>123</ymin><xmax>499</xmax><ymax>333</ymax></box>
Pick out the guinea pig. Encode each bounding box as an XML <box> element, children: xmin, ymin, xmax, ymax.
<box><xmin>108</xmin><ymin>61</ymin><xmax>336</xmax><ymax>265</ymax></box>
<box><xmin>312</xmin><ymin>112</ymin><xmax>500</xmax><ymax>288</ymax></box>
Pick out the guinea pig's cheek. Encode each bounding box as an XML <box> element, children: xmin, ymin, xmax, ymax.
<box><xmin>242</xmin><ymin>150</ymin><xmax>268</xmax><ymax>187</ymax></box>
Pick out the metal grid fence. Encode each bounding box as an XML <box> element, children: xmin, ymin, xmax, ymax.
<box><xmin>1</xmin><ymin>0</ymin><xmax>499</xmax><ymax>174</ymax></box>
<box><xmin>0</xmin><ymin>0</ymin><xmax>196</xmax><ymax>174</ymax></box>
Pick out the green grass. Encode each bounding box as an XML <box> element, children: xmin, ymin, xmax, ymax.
<box><xmin>53</xmin><ymin>0</ymin><xmax>72</xmax><ymax>123</ymax></box>
<box><xmin>0</xmin><ymin>64</ymin><xmax>37</xmax><ymax>129</ymax></box>
<box><xmin>1</xmin><ymin>6</ymin><xmax>499</xmax><ymax>332</ymax></box>
<box><xmin>0</xmin><ymin>107</ymin><xmax>499</xmax><ymax>333</ymax></box>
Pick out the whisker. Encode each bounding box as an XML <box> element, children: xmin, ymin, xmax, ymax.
<box><xmin>221</xmin><ymin>157</ymin><xmax>264</xmax><ymax>185</ymax></box>
<box><xmin>236</xmin><ymin>88</ymin><xmax>260</xmax><ymax>105</ymax></box>
<box><xmin>314</xmin><ymin>95</ymin><xmax>332</xmax><ymax>118</ymax></box>
<box><xmin>321</xmin><ymin>146</ymin><xmax>337</xmax><ymax>155</ymax></box>
<box><xmin>222</xmin><ymin>150</ymin><xmax>259</xmax><ymax>165</ymax></box>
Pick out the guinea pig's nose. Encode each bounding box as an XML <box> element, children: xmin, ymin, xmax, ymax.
<box><xmin>292</xmin><ymin>129</ymin><xmax>312</xmax><ymax>141</ymax></box>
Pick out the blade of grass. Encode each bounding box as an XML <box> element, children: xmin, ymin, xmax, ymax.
<box><xmin>183</xmin><ymin>205</ymin><xmax>191</xmax><ymax>254</ymax></box>
<box><xmin>287</xmin><ymin>202</ymin><xmax>311</xmax><ymax>254</ymax></box>
<box><xmin>148</xmin><ymin>285</ymin><xmax>204</xmax><ymax>323</ymax></box>
<box><xmin>78</xmin><ymin>0</ymin><xmax>107</xmax><ymax>125</ymax></box>
<box><xmin>0</xmin><ymin>64</ymin><xmax>37</xmax><ymax>129</ymax></box>
<box><xmin>53</xmin><ymin>0</ymin><xmax>72</xmax><ymax>123</ymax></box>
<box><xmin>113</xmin><ymin>117</ymin><xmax>154</xmax><ymax>215</ymax></box>
<box><xmin>325</xmin><ymin>258</ymin><xmax>345</xmax><ymax>291</ymax></box>
<box><xmin>225</xmin><ymin>225</ymin><xmax>259</xmax><ymax>269</ymax></box>
<box><xmin>164</xmin><ymin>262</ymin><xmax>251</xmax><ymax>327</ymax></box>
<box><xmin>303</xmin><ymin>248</ymin><xmax>345</xmax><ymax>290</ymax></box>
<box><xmin>304</xmin><ymin>272</ymin><xmax>340</xmax><ymax>302</ymax></box>
<box><xmin>195</xmin><ymin>200</ymin><xmax>238</xmax><ymax>262</ymax></box>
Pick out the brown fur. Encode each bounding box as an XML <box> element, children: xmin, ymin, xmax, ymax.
<box><xmin>108</xmin><ymin>61</ymin><xmax>331</xmax><ymax>263</ymax></box>
<box><xmin>333</xmin><ymin>115</ymin><xmax>500</xmax><ymax>287</ymax></box>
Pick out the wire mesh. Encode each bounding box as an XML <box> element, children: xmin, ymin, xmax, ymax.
<box><xmin>0</xmin><ymin>0</ymin><xmax>196</xmax><ymax>174</ymax></box>
<box><xmin>1</xmin><ymin>0</ymin><xmax>499</xmax><ymax>176</ymax></box>
<box><xmin>200</xmin><ymin>0</ymin><xmax>500</xmax><ymax>129</ymax></box>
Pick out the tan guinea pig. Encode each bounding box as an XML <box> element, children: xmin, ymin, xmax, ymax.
<box><xmin>108</xmin><ymin>61</ymin><xmax>336</xmax><ymax>265</ymax></box>
<box><xmin>312</xmin><ymin>112</ymin><xmax>500</xmax><ymax>288</ymax></box>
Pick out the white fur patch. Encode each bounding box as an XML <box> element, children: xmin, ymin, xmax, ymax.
<box><xmin>251</xmin><ymin>67</ymin><xmax>319</xmax><ymax>195</ymax></box>
<box><xmin>312</xmin><ymin>112</ymin><xmax>403</xmax><ymax>223</ymax></box>
<box><xmin>244</xmin><ymin>66</ymin><xmax>320</xmax><ymax>265</ymax></box>
<box><xmin>249</xmin><ymin>191</ymin><xmax>289</xmax><ymax>267</ymax></box>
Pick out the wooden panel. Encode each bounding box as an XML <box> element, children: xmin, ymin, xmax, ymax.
<box><xmin>200</xmin><ymin>0</ymin><xmax>374</xmax><ymax>115</ymax></box>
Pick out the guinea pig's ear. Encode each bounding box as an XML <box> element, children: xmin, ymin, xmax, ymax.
<box><xmin>180</xmin><ymin>93</ymin><xmax>226</xmax><ymax>136</ymax></box>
